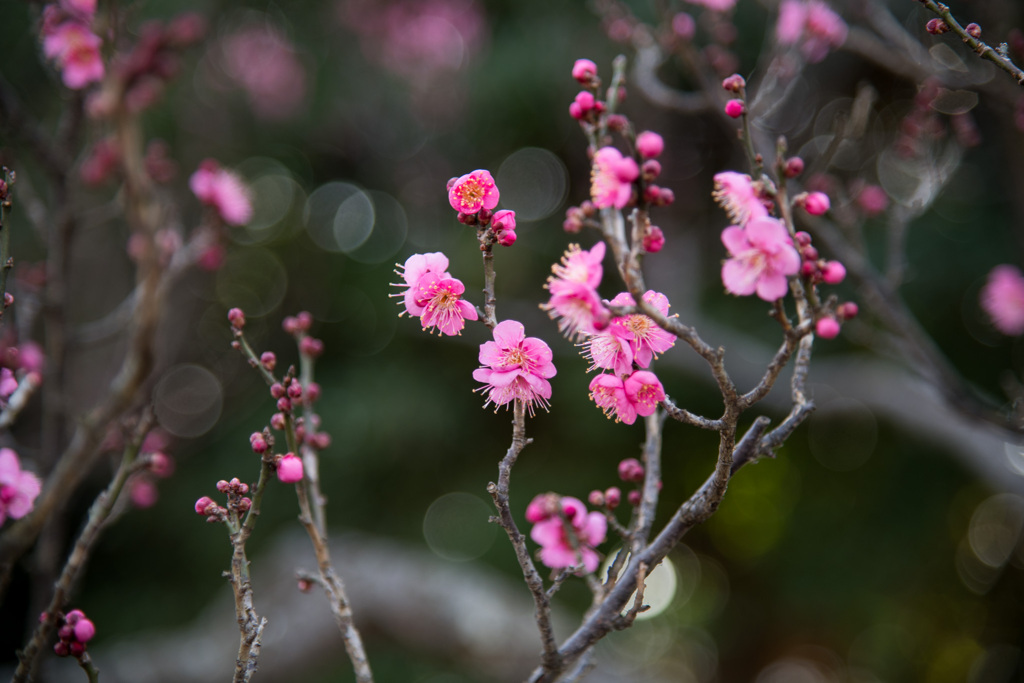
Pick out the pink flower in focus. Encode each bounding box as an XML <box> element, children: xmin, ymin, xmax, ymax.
<box><xmin>413</xmin><ymin>272</ymin><xmax>479</xmax><ymax>336</ymax></box>
<box><xmin>529</xmin><ymin>496</ymin><xmax>607</xmax><ymax>573</ymax></box>
<box><xmin>713</xmin><ymin>171</ymin><xmax>768</xmax><ymax>226</ymax></box>
<box><xmin>541</xmin><ymin>242</ymin><xmax>610</xmax><ymax>340</ymax></box>
<box><xmin>776</xmin><ymin>0</ymin><xmax>847</xmax><ymax>63</ymax></box>
<box><xmin>589</xmin><ymin>374</ymin><xmax>636</xmax><ymax>424</ymax></box>
<box><xmin>190</xmin><ymin>160</ymin><xmax>253</xmax><ymax>226</ymax></box>
<box><xmin>624</xmin><ymin>370</ymin><xmax>665</xmax><ymax>418</ymax></box>
<box><xmin>393</xmin><ymin>251</ymin><xmax>452</xmax><ymax>317</ymax></box>
<box><xmin>472</xmin><ymin>320</ymin><xmax>557</xmax><ymax>415</ymax></box>
<box><xmin>583</xmin><ymin>331</ymin><xmax>633</xmax><ymax>376</ymax></box>
<box><xmin>591</xmin><ymin>147</ymin><xmax>639</xmax><ymax>209</ymax></box>
<box><xmin>277</xmin><ymin>454</ymin><xmax>304</xmax><ymax>483</ymax></box>
<box><xmin>448</xmin><ymin>169</ymin><xmax>500</xmax><ymax>215</ymax></box>
<box><xmin>981</xmin><ymin>265</ymin><xmax>1024</xmax><ymax>335</ymax></box>
<box><xmin>584</xmin><ymin>291</ymin><xmax>676</xmax><ymax>374</ymax></box>
<box><xmin>721</xmin><ymin>217</ymin><xmax>801</xmax><ymax>301</ymax></box>
<box><xmin>492</xmin><ymin>209</ymin><xmax>517</xmax><ymax>247</ymax></box>
<box><xmin>220</xmin><ymin>24</ymin><xmax>307</xmax><ymax>121</ymax></box>
<box><xmin>0</xmin><ymin>448</ymin><xmax>41</xmax><ymax>526</ymax></box>
<box><xmin>44</xmin><ymin>23</ymin><xmax>105</xmax><ymax>89</ymax></box>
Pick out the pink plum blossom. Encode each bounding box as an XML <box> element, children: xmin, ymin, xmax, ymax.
<box><xmin>412</xmin><ymin>272</ymin><xmax>478</xmax><ymax>336</ymax></box>
<box><xmin>572</xmin><ymin>59</ymin><xmax>598</xmax><ymax>83</ymax></box>
<box><xmin>472</xmin><ymin>320</ymin><xmax>556</xmax><ymax>415</ymax></box>
<box><xmin>721</xmin><ymin>217</ymin><xmax>801</xmax><ymax>301</ymax></box>
<box><xmin>189</xmin><ymin>160</ymin><xmax>253</xmax><ymax>225</ymax></box>
<box><xmin>776</xmin><ymin>0</ymin><xmax>848</xmax><ymax>63</ymax></box>
<box><xmin>448</xmin><ymin>169</ymin><xmax>499</xmax><ymax>215</ymax></box>
<box><xmin>220</xmin><ymin>23</ymin><xmax>307</xmax><ymax>121</ymax></box>
<box><xmin>541</xmin><ymin>242</ymin><xmax>610</xmax><ymax>340</ymax></box>
<box><xmin>589</xmin><ymin>374</ymin><xmax>636</xmax><ymax>424</ymax></box>
<box><xmin>724</xmin><ymin>99</ymin><xmax>745</xmax><ymax>118</ymax></box>
<box><xmin>802</xmin><ymin>191</ymin><xmax>831</xmax><ymax>215</ymax></box>
<box><xmin>713</xmin><ymin>171</ymin><xmax>767</xmax><ymax>226</ymax></box>
<box><xmin>492</xmin><ymin>209</ymin><xmax>517</xmax><ymax>247</ymax></box>
<box><xmin>816</xmin><ymin>317</ymin><xmax>840</xmax><ymax>339</ymax></box>
<box><xmin>529</xmin><ymin>496</ymin><xmax>606</xmax><ymax>573</ymax></box>
<box><xmin>393</xmin><ymin>252</ymin><xmax>452</xmax><ymax>317</ymax></box>
<box><xmin>43</xmin><ymin>23</ymin><xmax>105</xmax><ymax>89</ymax></box>
<box><xmin>624</xmin><ymin>370</ymin><xmax>666</xmax><ymax>418</ymax></box>
<box><xmin>636</xmin><ymin>131</ymin><xmax>664</xmax><ymax>159</ymax></box>
<box><xmin>981</xmin><ymin>265</ymin><xmax>1024</xmax><ymax>336</ymax></box>
<box><xmin>584</xmin><ymin>291</ymin><xmax>676</xmax><ymax>373</ymax></box>
<box><xmin>0</xmin><ymin>448</ymin><xmax>41</xmax><ymax>526</ymax></box>
<box><xmin>591</xmin><ymin>147</ymin><xmax>639</xmax><ymax>209</ymax></box>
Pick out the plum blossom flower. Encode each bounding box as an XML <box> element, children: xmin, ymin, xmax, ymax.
<box><xmin>721</xmin><ymin>217</ymin><xmax>801</xmax><ymax>301</ymax></box>
<box><xmin>449</xmin><ymin>169</ymin><xmax>499</xmax><ymax>215</ymax></box>
<box><xmin>276</xmin><ymin>454</ymin><xmax>304</xmax><ymax>483</ymax></box>
<box><xmin>392</xmin><ymin>252</ymin><xmax>452</xmax><ymax>317</ymax></box>
<box><xmin>43</xmin><ymin>22</ymin><xmax>105</xmax><ymax>89</ymax></box>
<box><xmin>583</xmin><ymin>291</ymin><xmax>676</xmax><ymax>373</ymax></box>
<box><xmin>981</xmin><ymin>265</ymin><xmax>1024</xmax><ymax>335</ymax></box>
<box><xmin>529</xmin><ymin>496</ymin><xmax>607</xmax><ymax>573</ymax></box>
<box><xmin>712</xmin><ymin>171</ymin><xmax>767</xmax><ymax>226</ymax></box>
<box><xmin>0</xmin><ymin>448</ymin><xmax>41</xmax><ymax>526</ymax></box>
<box><xmin>591</xmin><ymin>147</ymin><xmax>639</xmax><ymax>209</ymax></box>
<box><xmin>776</xmin><ymin>0</ymin><xmax>848</xmax><ymax>63</ymax></box>
<box><xmin>190</xmin><ymin>160</ymin><xmax>253</xmax><ymax>225</ymax></box>
<box><xmin>589</xmin><ymin>371</ymin><xmax>665</xmax><ymax>425</ymax></box>
<box><xmin>473</xmin><ymin>320</ymin><xmax>556</xmax><ymax>415</ymax></box>
<box><xmin>541</xmin><ymin>242</ymin><xmax>610</xmax><ymax>340</ymax></box>
<box><xmin>413</xmin><ymin>272</ymin><xmax>478</xmax><ymax>336</ymax></box>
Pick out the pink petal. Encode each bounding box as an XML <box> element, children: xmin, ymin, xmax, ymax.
<box><xmin>721</xmin><ymin>226</ymin><xmax>749</xmax><ymax>256</ymax></box>
<box><xmin>722</xmin><ymin>259</ymin><xmax>759</xmax><ymax>296</ymax></box>
<box><xmin>492</xmin><ymin>320</ymin><xmax>525</xmax><ymax>348</ymax></box>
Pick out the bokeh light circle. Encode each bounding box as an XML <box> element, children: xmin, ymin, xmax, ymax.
<box><xmin>154</xmin><ymin>364</ymin><xmax>223</xmax><ymax>438</ymax></box>
<box><xmin>422</xmin><ymin>492</ymin><xmax>496</xmax><ymax>562</ymax></box>
<box><xmin>496</xmin><ymin>147</ymin><xmax>568</xmax><ymax>222</ymax></box>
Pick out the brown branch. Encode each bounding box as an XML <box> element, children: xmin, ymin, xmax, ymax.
<box><xmin>920</xmin><ymin>0</ymin><xmax>1024</xmax><ymax>86</ymax></box>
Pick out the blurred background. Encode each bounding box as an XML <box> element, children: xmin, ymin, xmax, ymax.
<box><xmin>2</xmin><ymin>0</ymin><xmax>1024</xmax><ymax>681</ymax></box>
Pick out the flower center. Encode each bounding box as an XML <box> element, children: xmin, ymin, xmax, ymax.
<box><xmin>457</xmin><ymin>181</ymin><xmax>484</xmax><ymax>206</ymax></box>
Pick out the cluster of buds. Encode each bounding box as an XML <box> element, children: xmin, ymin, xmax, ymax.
<box><xmin>86</xmin><ymin>13</ymin><xmax>207</xmax><ymax>117</ymax></box>
<box><xmin>294</xmin><ymin>414</ymin><xmax>330</xmax><ymax>450</ymax></box>
<box><xmin>815</xmin><ymin>301</ymin><xmax>859</xmax><ymax>340</ymax></box>
<box><xmin>794</xmin><ymin>231</ymin><xmax>845</xmax><ymax>285</ymax></box>
<box><xmin>82</xmin><ymin>137</ymin><xmax>176</xmax><ymax>187</ymax></box>
<box><xmin>562</xmin><ymin>200</ymin><xmax>596</xmax><ymax>234</ymax></box>
<box><xmin>283</xmin><ymin>311</ymin><xmax>325</xmax><ymax>357</ymax></box>
<box><xmin>194</xmin><ymin>477</ymin><xmax>251</xmax><ymax>521</ymax></box>
<box><xmin>587</xmin><ymin>486</ymin><xmax>622</xmax><ymax>510</ymax></box>
<box><xmin>128</xmin><ymin>450</ymin><xmax>176</xmax><ymax>509</ymax></box>
<box><xmin>51</xmin><ymin>609</ymin><xmax>96</xmax><ymax>658</ymax></box>
<box><xmin>270</xmin><ymin>374</ymin><xmax>305</xmax><ymax>414</ymax></box>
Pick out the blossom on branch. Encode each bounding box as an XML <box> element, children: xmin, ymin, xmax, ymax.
<box><xmin>0</xmin><ymin>448</ymin><xmax>41</xmax><ymax>526</ymax></box>
<box><xmin>473</xmin><ymin>320</ymin><xmax>556</xmax><ymax>415</ymax></box>
<box><xmin>413</xmin><ymin>272</ymin><xmax>478</xmax><ymax>336</ymax></box>
<box><xmin>589</xmin><ymin>370</ymin><xmax>665</xmax><ymax>425</ymax></box>
<box><xmin>529</xmin><ymin>496</ymin><xmax>606</xmax><ymax>573</ymax></box>
<box><xmin>712</xmin><ymin>171</ymin><xmax>767</xmax><ymax>226</ymax></box>
<box><xmin>190</xmin><ymin>160</ymin><xmax>253</xmax><ymax>225</ymax></box>
<box><xmin>776</xmin><ymin>0</ymin><xmax>848</xmax><ymax>63</ymax></box>
<box><xmin>43</xmin><ymin>21</ymin><xmax>105</xmax><ymax>89</ymax></box>
<box><xmin>591</xmin><ymin>147</ymin><xmax>639</xmax><ymax>209</ymax></box>
<box><xmin>393</xmin><ymin>252</ymin><xmax>452</xmax><ymax>317</ymax></box>
<box><xmin>541</xmin><ymin>242</ymin><xmax>610</xmax><ymax>340</ymax></box>
<box><xmin>721</xmin><ymin>217</ymin><xmax>800</xmax><ymax>301</ymax></box>
<box><xmin>448</xmin><ymin>169</ymin><xmax>499</xmax><ymax>215</ymax></box>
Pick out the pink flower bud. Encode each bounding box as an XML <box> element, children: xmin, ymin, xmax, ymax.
<box><xmin>305</xmin><ymin>382</ymin><xmax>321</xmax><ymax>402</ymax></box>
<box><xmin>73</xmin><ymin>619</ymin><xmax>96</xmax><ymax>643</ymax></box>
<box><xmin>299</xmin><ymin>337</ymin><xmax>324</xmax><ymax>357</ymax></box>
<box><xmin>282</xmin><ymin>316</ymin><xmax>299</xmax><ymax>334</ymax></box>
<box><xmin>65</xmin><ymin>610</ymin><xmax>84</xmax><ymax>625</ymax></box>
<box><xmin>641</xmin><ymin>159</ymin><xmax>662</xmax><ymax>180</ymax></box>
<box><xmin>260</xmin><ymin>351</ymin><xmax>276</xmax><ymax>371</ymax></box>
<box><xmin>446</xmin><ymin>177</ymin><xmax>459</xmax><ymax>192</ymax></box>
<box><xmin>643</xmin><ymin>225</ymin><xmax>666</xmax><ymax>253</ymax></box>
<box><xmin>574</xmin><ymin>91</ymin><xmax>595</xmax><ymax>114</ymax></box>
<box><xmin>195</xmin><ymin>496</ymin><xmax>215</xmax><ymax>515</ymax></box>
<box><xmin>227</xmin><ymin>308</ymin><xmax>245</xmax><ymax>329</ymax></box>
<box><xmin>149</xmin><ymin>452</ymin><xmax>174</xmax><ymax>478</ymax></box>
<box><xmin>270</xmin><ymin>412</ymin><xmax>286</xmax><ymax>430</ymax></box>
<box><xmin>276</xmin><ymin>454</ymin><xmax>304</xmax><ymax>483</ymax></box>
<box><xmin>54</xmin><ymin>642</ymin><xmax>69</xmax><ymax>657</ymax></box>
<box><xmin>277</xmin><ymin>397</ymin><xmax>292</xmax><ymax>412</ymax></box>
<box><xmin>588</xmin><ymin>490</ymin><xmax>605</xmax><ymax>507</ymax></box>
<box><xmin>636</xmin><ymin>131</ymin><xmax>664</xmax><ymax>159</ymax></box>
<box><xmin>785</xmin><ymin>157</ymin><xmax>805</xmax><ymax>178</ymax></box>
<box><xmin>926</xmin><ymin>18</ymin><xmax>949</xmax><ymax>34</ymax></box>
<box><xmin>801</xmin><ymin>261</ymin><xmax>818</xmax><ymax>278</ymax></box>
<box><xmin>216</xmin><ymin>479</ymin><xmax>230</xmax><ymax>492</ymax></box>
<box><xmin>801</xmin><ymin>245</ymin><xmax>819</xmax><ymax>261</ymax></box>
<box><xmin>59</xmin><ymin>625</ymin><xmax>75</xmax><ymax>641</ymax></box>
<box><xmin>672</xmin><ymin>12</ymin><xmax>696</xmax><ymax>40</ymax></box>
<box><xmin>525</xmin><ymin>493</ymin><xmax>559</xmax><ymax>522</ymax></box>
<box><xmin>69</xmin><ymin>641</ymin><xmax>85</xmax><ymax>657</ymax></box>
<box><xmin>569</xmin><ymin>101</ymin><xmax>585</xmax><ymax>120</ymax></box>
<box><xmin>312</xmin><ymin>432</ymin><xmax>331</xmax><ymax>450</ymax></box>
<box><xmin>821</xmin><ymin>261</ymin><xmax>846</xmax><ymax>285</ymax></box>
<box><xmin>803</xmin><ymin>192</ymin><xmax>831</xmax><ymax>215</ymax></box>
<box><xmin>724</xmin><ymin>99</ymin><xmax>745</xmax><ymax>118</ymax></box>
<box><xmin>130</xmin><ymin>478</ymin><xmax>158</xmax><ymax>509</ymax></box>
<box><xmin>618</xmin><ymin>457</ymin><xmax>645</xmax><ymax>483</ymax></box>
<box><xmin>496</xmin><ymin>229</ymin><xmax>517</xmax><ymax>247</ymax></box>
<box><xmin>816</xmin><ymin>317</ymin><xmax>841</xmax><ymax>339</ymax></box>
<box><xmin>236</xmin><ymin>497</ymin><xmax>251</xmax><ymax>512</ymax></box>
<box><xmin>296</xmin><ymin>311</ymin><xmax>313</xmax><ymax>331</ymax></box>
<box><xmin>837</xmin><ymin>302</ymin><xmax>859</xmax><ymax>319</ymax></box>
<box><xmin>966</xmin><ymin>22</ymin><xmax>981</xmax><ymax>39</ymax></box>
<box><xmin>628</xmin><ymin>490</ymin><xmax>642</xmax><ymax>506</ymax></box>
<box><xmin>250</xmin><ymin>433</ymin><xmax>268</xmax><ymax>454</ymax></box>
<box><xmin>572</xmin><ymin>58</ymin><xmax>598</xmax><ymax>83</ymax></box>
<box><xmin>794</xmin><ymin>231</ymin><xmax>812</xmax><ymax>246</ymax></box>
<box><xmin>604</xmin><ymin>487</ymin><xmax>621</xmax><ymax>509</ymax></box>
<box><xmin>722</xmin><ymin>74</ymin><xmax>746</xmax><ymax>93</ymax></box>
<box><xmin>856</xmin><ymin>185</ymin><xmax>889</xmax><ymax>216</ymax></box>
<box><xmin>287</xmin><ymin>382</ymin><xmax>303</xmax><ymax>399</ymax></box>
<box><xmin>270</xmin><ymin>383</ymin><xmax>285</xmax><ymax>399</ymax></box>
<box><xmin>657</xmin><ymin>187</ymin><xmax>675</xmax><ymax>206</ymax></box>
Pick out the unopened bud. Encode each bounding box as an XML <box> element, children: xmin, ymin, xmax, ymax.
<box><xmin>260</xmin><ymin>351</ymin><xmax>276</xmax><ymax>371</ymax></box>
<box><xmin>227</xmin><ymin>308</ymin><xmax>245</xmax><ymax>329</ymax></box>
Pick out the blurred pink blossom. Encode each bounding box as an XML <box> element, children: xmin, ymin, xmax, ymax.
<box><xmin>190</xmin><ymin>160</ymin><xmax>253</xmax><ymax>226</ymax></box>
<box><xmin>685</xmin><ymin>0</ymin><xmax>736</xmax><ymax>11</ymax></box>
<box><xmin>776</xmin><ymin>0</ymin><xmax>847</xmax><ymax>63</ymax></box>
<box><xmin>529</xmin><ymin>496</ymin><xmax>606</xmax><ymax>573</ymax></box>
<box><xmin>981</xmin><ymin>265</ymin><xmax>1024</xmax><ymax>336</ymax></box>
<box><xmin>721</xmin><ymin>217</ymin><xmax>800</xmax><ymax>301</ymax></box>
<box><xmin>473</xmin><ymin>320</ymin><xmax>556</xmax><ymax>415</ymax></box>
<box><xmin>0</xmin><ymin>448</ymin><xmax>41</xmax><ymax>526</ymax></box>
<box><xmin>713</xmin><ymin>171</ymin><xmax>767</xmax><ymax>226</ymax></box>
<box><xmin>219</xmin><ymin>23</ymin><xmax>307</xmax><ymax>121</ymax></box>
<box><xmin>591</xmin><ymin>147</ymin><xmax>639</xmax><ymax>209</ymax></box>
<box><xmin>43</xmin><ymin>22</ymin><xmax>105</xmax><ymax>89</ymax></box>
